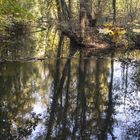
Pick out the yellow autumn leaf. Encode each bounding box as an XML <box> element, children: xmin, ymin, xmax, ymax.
<box><xmin>98</xmin><ymin>28</ymin><xmax>114</xmax><ymax>35</ymax></box>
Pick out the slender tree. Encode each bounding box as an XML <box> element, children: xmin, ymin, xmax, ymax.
<box><xmin>112</xmin><ymin>0</ymin><xmax>116</xmax><ymax>23</ymax></box>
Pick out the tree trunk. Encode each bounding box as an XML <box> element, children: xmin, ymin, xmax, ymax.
<box><xmin>80</xmin><ymin>0</ymin><xmax>86</xmax><ymax>38</ymax></box>
<box><xmin>136</xmin><ymin>34</ymin><xmax>140</xmax><ymax>46</ymax></box>
<box><xmin>112</xmin><ymin>0</ymin><xmax>116</xmax><ymax>23</ymax></box>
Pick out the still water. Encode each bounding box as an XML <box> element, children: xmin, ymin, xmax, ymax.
<box><xmin>0</xmin><ymin>32</ymin><xmax>140</xmax><ymax>140</ymax></box>
<box><xmin>0</xmin><ymin>56</ymin><xmax>140</xmax><ymax>140</ymax></box>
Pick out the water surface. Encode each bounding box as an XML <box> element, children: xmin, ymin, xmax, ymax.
<box><xmin>0</xmin><ymin>54</ymin><xmax>140</xmax><ymax>140</ymax></box>
<box><xmin>0</xmin><ymin>31</ymin><xmax>140</xmax><ymax>140</ymax></box>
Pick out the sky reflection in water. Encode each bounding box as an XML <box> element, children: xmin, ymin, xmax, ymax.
<box><xmin>0</xmin><ymin>57</ymin><xmax>140</xmax><ymax>140</ymax></box>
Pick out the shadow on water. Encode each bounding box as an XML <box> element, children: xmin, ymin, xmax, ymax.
<box><xmin>0</xmin><ymin>34</ymin><xmax>36</xmax><ymax>59</ymax></box>
<box><xmin>45</xmin><ymin>47</ymin><xmax>116</xmax><ymax>140</ymax></box>
<box><xmin>0</xmin><ymin>26</ymin><xmax>59</xmax><ymax>60</ymax></box>
<box><xmin>0</xmin><ymin>31</ymin><xmax>140</xmax><ymax>140</ymax></box>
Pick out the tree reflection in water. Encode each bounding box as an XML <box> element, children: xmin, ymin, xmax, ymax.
<box><xmin>0</xmin><ymin>39</ymin><xmax>140</xmax><ymax>139</ymax></box>
<box><xmin>45</xmin><ymin>37</ymin><xmax>140</xmax><ymax>139</ymax></box>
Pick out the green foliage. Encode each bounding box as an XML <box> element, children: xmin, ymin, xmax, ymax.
<box><xmin>0</xmin><ymin>0</ymin><xmax>34</xmax><ymax>19</ymax></box>
<box><xmin>0</xmin><ymin>0</ymin><xmax>36</xmax><ymax>34</ymax></box>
